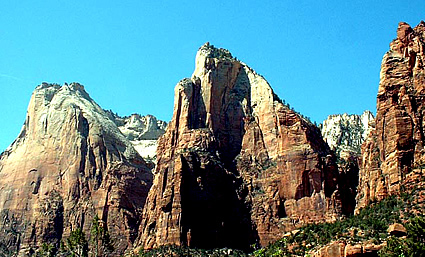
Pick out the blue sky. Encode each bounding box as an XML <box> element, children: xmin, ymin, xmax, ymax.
<box><xmin>1</xmin><ymin>1</ymin><xmax>424</xmax><ymax>151</ymax></box>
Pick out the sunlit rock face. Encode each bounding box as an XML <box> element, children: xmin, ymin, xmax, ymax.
<box><xmin>138</xmin><ymin>43</ymin><xmax>344</xmax><ymax>250</ymax></box>
<box><xmin>0</xmin><ymin>83</ymin><xmax>153</xmax><ymax>256</ymax></box>
<box><xmin>321</xmin><ymin>111</ymin><xmax>375</xmax><ymax>158</ymax></box>
<box><xmin>356</xmin><ymin>21</ymin><xmax>425</xmax><ymax>212</ymax></box>
<box><xmin>107</xmin><ymin>112</ymin><xmax>167</xmax><ymax>162</ymax></box>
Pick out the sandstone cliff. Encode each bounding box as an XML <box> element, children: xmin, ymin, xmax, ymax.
<box><xmin>138</xmin><ymin>43</ymin><xmax>346</xmax><ymax>251</ymax></box>
<box><xmin>356</xmin><ymin>21</ymin><xmax>425</xmax><ymax>211</ymax></box>
<box><xmin>107</xmin><ymin>112</ymin><xmax>167</xmax><ymax>162</ymax></box>
<box><xmin>0</xmin><ymin>83</ymin><xmax>153</xmax><ymax>255</ymax></box>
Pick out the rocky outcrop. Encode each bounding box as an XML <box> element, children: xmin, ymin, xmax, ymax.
<box><xmin>311</xmin><ymin>241</ymin><xmax>384</xmax><ymax>257</ymax></box>
<box><xmin>311</xmin><ymin>241</ymin><xmax>346</xmax><ymax>257</ymax></box>
<box><xmin>320</xmin><ymin>111</ymin><xmax>375</xmax><ymax>215</ymax></box>
<box><xmin>321</xmin><ymin>111</ymin><xmax>375</xmax><ymax>159</ymax></box>
<box><xmin>387</xmin><ymin>223</ymin><xmax>407</xmax><ymax>237</ymax></box>
<box><xmin>107</xmin><ymin>112</ymin><xmax>167</xmax><ymax>162</ymax></box>
<box><xmin>356</xmin><ymin>21</ymin><xmax>425</xmax><ymax>211</ymax></box>
<box><xmin>138</xmin><ymin>43</ymin><xmax>344</xmax><ymax>251</ymax></box>
<box><xmin>0</xmin><ymin>83</ymin><xmax>153</xmax><ymax>255</ymax></box>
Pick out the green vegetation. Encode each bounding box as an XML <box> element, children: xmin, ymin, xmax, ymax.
<box><xmin>138</xmin><ymin>178</ymin><xmax>425</xmax><ymax>256</ymax></box>
<box><xmin>379</xmin><ymin>216</ymin><xmax>425</xmax><ymax>257</ymax></box>
<box><xmin>31</xmin><ymin>192</ymin><xmax>423</xmax><ymax>257</ymax></box>
<box><xmin>252</xmin><ymin>194</ymin><xmax>423</xmax><ymax>256</ymax></box>
<box><xmin>90</xmin><ymin>214</ymin><xmax>114</xmax><ymax>257</ymax></box>
<box><xmin>33</xmin><ymin>215</ymin><xmax>113</xmax><ymax>257</ymax></box>
<box><xmin>139</xmin><ymin>245</ymin><xmax>247</xmax><ymax>257</ymax></box>
<box><xmin>20</xmin><ymin>173</ymin><xmax>425</xmax><ymax>257</ymax></box>
<box><xmin>59</xmin><ymin>228</ymin><xmax>89</xmax><ymax>257</ymax></box>
<box><xmin>35</xmin><ymin>243</ymin><xmax>56</xmax><ymax>257</ymax></box>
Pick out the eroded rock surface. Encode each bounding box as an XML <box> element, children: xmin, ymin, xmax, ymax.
<box><xmin>321</xmin><ymin>111</ymin><xmax>374</xmax><ymax>159</ymax></box>
<box><xmin>107</xmin><ymin>112</ymin><xmax>167</xmax><ymax>162</ymax></box>
<box><xmin>138</xmin><ymin>43</ymin><xmax>344</xmax><ymax>250</ymax></box>
<box><xmin>0</xmin><ymin>83</ymin><xmax>153</xmax><ymax>256</ymax></box>
<box><xmin>356</xmin><ymin>21</ymin><xmax>425</xmax><ymax>211</ymax></box>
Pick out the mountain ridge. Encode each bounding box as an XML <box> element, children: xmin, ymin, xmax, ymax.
<box><xmin>0</xmin><ymin>21</ymin><xmax>424</xmax><ymax>256</ymax></box>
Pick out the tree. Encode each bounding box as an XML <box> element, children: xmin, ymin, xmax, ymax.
<box><xmin>405</xmin><ymin>216</ymin><xmax>425</xmax><ymax>256</ymax></box>
<box><xmin>36</xmin><ymin>243</ymin><xmax>55</xmax><ymax>257</ymax></box>
<box><xmin>60</xmin><ymin>228</ymin><xmax>88</xmax><ymax>257</ymax></box>
<box><xmin>90</xmin><ymin>214</ymin><xmax>113</xmax><ymax>257</ymax></box>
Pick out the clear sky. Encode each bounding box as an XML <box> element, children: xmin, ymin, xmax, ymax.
<box><xmin>1</xmin><ymin>1</ymin><xmax>424</xmax><ymax>151</ymax></box>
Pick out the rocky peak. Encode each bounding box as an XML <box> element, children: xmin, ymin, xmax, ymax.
<box><xmin>356</xmin><ymin>21</ymin><xmax>425</xmax><ymax>211</ymax></box>
<box><xmin>197</xmin><ymin>42</ymin><xmax>234</xmax><ymax>60</ymax></box>
<box><xmin>319</xmin><ymin>111</ymin><xmax>375</xmax><ymax>216</ymax></box>
<box><xmin>0</xmin><ymin>82</ymin><xmax>153</xmax><ymax>255</ymax></box>
<box><xmin>396</xmin><ymin>22</ymin><xmax>414</xmax><ymax>43</ymax></box>
<box><xmin>106</xmin><ymin>112</ymin><xmax>167</xmax><ymax>162</ymax></box>
<box><xmin>320</xmin><ymin>111</ymin><xmax>375</xmax><ymax>158</ymax></box>
<box><xmin>138</xmin><ymin>43</ymin><xmax>344</xmax><ymax>251</ymax></box>
<box><xmin>112</xmin><ymin>113</ymin><xmax>167</xmax><ymax>141</ymax></box>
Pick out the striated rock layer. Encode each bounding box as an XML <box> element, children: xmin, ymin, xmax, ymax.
<box><xmin>356</xmin><ymin>21</ymin><xmax>425</xmax><ymax>211</ymax></box>
<box><xmin>0</xmin><ymin>83</ymin><xmax>153</xmax><ymax>255</ymax></box>
<box><xmin>138</xmin><ymin>43</ymin><xmax>346</xmax><ymax>250</ymax></box>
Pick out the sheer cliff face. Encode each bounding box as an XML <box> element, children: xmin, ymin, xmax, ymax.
<box><xmin>0</xmin><ymin>83</ymin><xmax>153</xmax><ymax>255</ymax></box>
<box><xmin>138</xmin><ymin>43</ymin><xmax>342</xmax><ymax>250</ymax></box>
<box><xmin>356</xmin><ymin>21</ymin><xmax>425</xmax><ymax>211</ymax></box>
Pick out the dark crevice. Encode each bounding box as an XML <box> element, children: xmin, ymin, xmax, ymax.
<box><xmin>162</xmin><ymin>168</ymin><xmax>168</xmax><ymax>194</ymax></box>
<box><xmin>179</xmin><ymin>152</ymin><xmax>258</xmax><ymax>251</ymax></box>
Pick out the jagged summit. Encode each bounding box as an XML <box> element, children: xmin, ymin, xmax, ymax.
<box><xmin>36</xmin><ymin>82</ymin><xmax>90</xmax><ymax>99</ymax></box>
<box><xmin>109</xmin><ymin>113</ymin><xmax>167</xmax><ymax>141</ymax></box>
<box><xmin>197</xmin><ymin>42</ymin><xmax>234</xmax><ymax>60</ymax></box>
<box><xmin>11</xmin><ymin>82</ymin><xmax>168</xmax><ymax>163</ymax></box>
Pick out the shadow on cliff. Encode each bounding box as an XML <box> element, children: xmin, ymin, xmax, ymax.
<box><xmin>179</xmin><ymin>67</ymin><xmax>259</xmax><ymax>251</ymax></box>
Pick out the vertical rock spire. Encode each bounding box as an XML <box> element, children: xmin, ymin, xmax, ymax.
<box><xmin>138</xmin><ymin>44</ymin><xmax>342</xmax><ymax>250</ymax></box>
<box><xmin>356</xmin><ymin>21</ymin><xmax>425</xmax><ymax>211</ymax></box>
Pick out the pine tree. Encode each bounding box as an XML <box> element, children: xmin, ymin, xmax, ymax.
<box><xmin>60</xmin><ymin>228</ymin><xmax>88</xmax><ymax>257</ymax></box>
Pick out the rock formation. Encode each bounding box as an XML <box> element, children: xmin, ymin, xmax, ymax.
<box><xmin>107</xmin><ymin>112</ymin><xmax>167</xmax><ymax>162</ymax></box>
<box><xmin>320</xmin><ymin>111</ymin><xmax>374</xmax><ymax>159</ymax></box>
<box><xmin>138</xmin><ymin>43</ymin><xmax>345</xmax><ymax>250</ymax></box>
<box><xmin>310</xmin><ymin>241</ymin><xmax>384</xmax><ymax>257</ymax></box>
<box><xmin>320</xmin><ymin>111</ymin><xmax>375</xmax><ymax>214</ymax></box>
<box><xmin>356</xmin><ymin>21</ymin><xmax>425</xmax><ymax>211</ymax></box>
<box><xmin>0</xmin><ymin>83</ymin><xmax>153</xmax><ymax>256</ymax></box>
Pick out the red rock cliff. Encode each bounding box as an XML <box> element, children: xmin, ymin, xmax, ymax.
<box><xmin>138</xmin><ymin>43</ymin><xmax>345</xmax><ymax>250</ymax></box>
<box><xmin>356</xmin><ymin>21</ymin><xmax>425</xmax><ymax>211</ymax></box>
<box><xmin>0</xmin><ymin>83</ymin><xmax>153</xmax><ymax>255</ymax></box>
